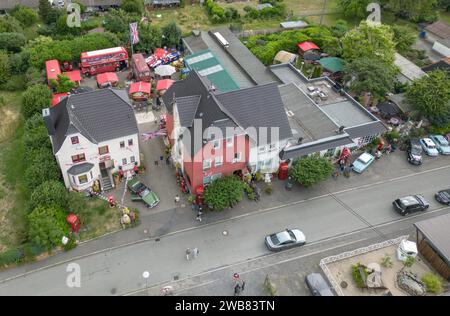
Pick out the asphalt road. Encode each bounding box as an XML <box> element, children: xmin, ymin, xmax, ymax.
<box><xmin>0</xmin><ymin>164</ymin><xmax>449</xmax><ymax>295</ymax></box>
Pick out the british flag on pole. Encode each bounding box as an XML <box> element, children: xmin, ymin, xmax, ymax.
<box><xmin>130</xmin><ymin>22</ymin><xmax>139</xmax><ymax>45</ymax></box>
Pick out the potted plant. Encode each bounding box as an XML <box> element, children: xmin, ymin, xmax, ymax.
<box><xmin>112</xmin><ymin>171</ymin><xmax>120</xmax><ymax>186</ymax></box>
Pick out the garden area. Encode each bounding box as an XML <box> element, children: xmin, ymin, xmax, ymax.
<box><xmin>322</xmin><ymin>237</ymin><xmax>447</xmax><ymax>296</ymax></box>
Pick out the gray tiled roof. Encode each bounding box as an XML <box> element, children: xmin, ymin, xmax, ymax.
<box><xmin>67</xmin><ymin>162</ymin><xmax>95</xmax><ymax>175</ymax></box>
<box><xmin>176</xmin><ymin>95</ymin><xmax>201</xmax><ymax>127</ymax></box>
<box><xmin>280</xmin><ymin>136</ymin><xmax>353</xmax><ymax>160</ymax></box>
<box><xmin>215</xmin><ymin>83</ymin><xmax>293</xmax><ymax>142</ymax></box>
<box><xmin>345</xmin><ymin>121</ymin><xmax>387</xmax><ymax>139</ymax></box>
<box><xmin>49</xmin><ymin>89</ymin><xmax>138</xmax><ymax>154</ymax></box>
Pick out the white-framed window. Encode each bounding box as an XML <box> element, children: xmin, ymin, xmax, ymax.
<box><xmin>214</xmin><ymin>156</ymin><xmax>223</xmax><ymax>167</ymax></box>
<box><xmin>203</xmin><ymin>159</ymin><xmax>211</xmax><ymax>170</ymax></box>
<box><xmin>122</xmin><ymin>158</ymin><xmax>127</xmax><ymax>165</ymax></box>
<box><xmin>120</xmin><ymin>141</ymin><xmax>125</xmax><ymax>148</ymax></box>
<box><xmin>269</xmin><ymin>143</ymin><xmax>277</xmax><ymax>151</ymax></box>
<box><xmin>128</xmin><ymin>139</ymin><xmax>134</xmax><ymax>146</ymax></box>
<box><xmin>212</xmin><ymin>139</ymin><xmax>220</xmax><ymax>150</ymax></box>
<box><xmin>234</xmin><ymin>152</ymin><xmax>241</xmax><ymax>162</ymax></box>
<box><xmin>78</xmin><ymin>174</ymin><xmax>88</xmax><ymax>184</ymax></box>
<box><xmin>258</xmin><ymin>145</ymin><xmax>267</xmax><ymax>154</ymax></box>
<box><xmin>226</xmin><ymin>137</ymin><xmax>234</xmax><ymax>147</ymax></box>
<box><xmin>130</xmin><ymin>156</ymin><xmax>135</xmax><ymax>163</ymax></box>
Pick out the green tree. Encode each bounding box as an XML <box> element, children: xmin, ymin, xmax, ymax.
<box><xmin>27</xmin><ymin>205</ymin><xmax>69</xmax><ymax>251</ymax></box>
<box><xmin>25</xmin><ymin>67</ymin><xmax>45</xmax><ymax>87</ymax></box>
<box><xmin>50</xmin><ymin>74</ymin><xmax>77</xmax><ymax>93</ymax></box>
<box><xmin>162</xmin><ymin>22</ymin><xmax>182</xmax><ymax>48</ymax></box>
<box><xmin>391</xmin><ymin>25</ymin><xmax>417</xmax><ymax>54</ymax></box>
<box><xmin>30</xmin><ymin>180</ymin><xmax>68</xmax><ymax>211</ymax></box>
<box><xmin>55</xmin><ymin>13</ymin><xmax>82</xmax><ymax>36</ymax></box>
<box><xmin>104</xmin><ymin>13</ymin><xmax>127</xmax><ymax>34</ymax></box>
<box><xmin>0</xmin><ymin>15</ymin><xmax>24</xmax><ymax>33</ymax></box>
<box><xmin>338</xmin><ymin>0</ymin><xmax>371</xmax><ymax>19</ymax></box>
<box><xmin>385</xmin><ymin>0</ymin><xmax>438</xmax><ymax>22</ymax></box>
<box><xmin>10</xmin><ymin>4</ymin><xmax>39</xmax><ymax>27</ymax></box>
<box><xmin>9</xmin><ymin>50</ymin><xmax>30</xmax><ymax>74</ymax></box>
<box><xmin>204</xmin><ymin>175</ymin><xmax>245</xmax><ymax>211</ymax></box>
<box><xmin>38</xmin><ymin>0</ymin><xmax>52</xmax><ymax>22</ymax></box>
<box><xmin>137</xmin><ymin>24</ymin><xmax>162</xmax><ymax>52</ymax></box>
<box><xmin>343</xmin><ymin>57</ymin><xmax>397</xmax><ymax>101</ymax></box>
<box><xmin>289</xmin><ymin>156</ymin><xmax>334</xmax><ymax>187</ymax></box>
<box><xmin>342</xmin><ymin>21</ymin><xmax>396</xmax><ymax>65</ymax></box>
<box><xmin>121</xmin><ymin>0</ymin><xmax>144</xmax><ymax>14</ymax></box>
<box><xmin>21</xmin><ymin>84</ymin><xmax>53</xmax><ymax>119</ymax></box>
<box><xmin>0</xmin><ymin>50</ymin><xmax>11</xmax><ymax>85</ymax></box>
<box><xmin>421</xmin><ymin>273</ymin><xmax>443</xmax><ymax>294</ymax></box>
<box><xmin>406</xmin><ymin>70</ymin><xmax>450</xmax><ymax>127</ymax></box>
<box><xmin>0</xmin><ymin>32</ymin><xmax>27</xmax><ymax>53</ymax></box>
<box><xmin>331</xmin><ymin>19</ymin><xmax>349</xmax><ymax>38</ymax></box>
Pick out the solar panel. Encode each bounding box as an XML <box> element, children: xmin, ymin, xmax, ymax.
<box><xmin>198</xmin><ymin>65</ymin><xmax>223</xmax><ymax>76</ymax></box>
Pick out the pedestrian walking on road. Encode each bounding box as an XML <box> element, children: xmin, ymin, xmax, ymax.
<box><xmin>154</xmin><ymin>160</ymin><xmax>158</xmax><ymax>166</ymax></box>
<box><xmin>186</xmin><ymin>248</ymin><xmax>191</xmax><ymax>261</ymax></box>
<box><xmin>234</xmin><ymin>284</ymin><xmax>241</xmax><ymax>296</ymax></box>
<box><xmin>174</xmin><ymin>194</ymin><xmax>180</xmax><ymax>203</ymax></box>
<box><xmin>241</xmin><ymin>281</ymin><xmax>245</xmax><ymax>292</ymax></box>
<box><xmin>160</xmin><ymin>155</ymin><xmax>164</xmax><ymax>163</ymax></box>
<box><xmin>192</xmin><ymin>247</ymin><xmax>199</xmax><ymax>259</ymax></box>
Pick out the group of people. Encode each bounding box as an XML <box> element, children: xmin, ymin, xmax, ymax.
<box><xmin>333</xmin><ymin>159</ymin><xmax>353</xmax><ymax>179</ymax></box>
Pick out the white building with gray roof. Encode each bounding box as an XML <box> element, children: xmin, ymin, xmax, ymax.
<box><xmin>43</xmin><ymin>89</ymin><xmax>140</xmax><ymax>191</ymax></box>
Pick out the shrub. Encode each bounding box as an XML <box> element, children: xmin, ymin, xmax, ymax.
<box><xmin>204</xmin><ymin>175</ymin><xmax>245</xmax><ymax>211</ymax></box>
<box><xmin>421</xmin><ymin>273</ymin><xmax>443</xmax><ymax>294</ymax></box>
<box><xmin>21</xmin><ymin>84</ymin><xmax>53</xmax><ymax>119</ymax></box>
<box><xmin>63</xmin><ymin>237</ymin><xmax>77</xmax><ymax>251</ymax></box>
<box><xmin>385</xmin><ymin>130</ymin><xmax>400</xmax><ymax>143</ymax></box>
<box><xmin>0</xmin><ymin>247</ymin><xmax>24</xmax><ymax>267</ymax></box>
<box><xmin>289</xmin><ymin>156</ymin><xmax>334</xmax><ymax>187</ymax></box>
<box><xmin>264</xmin><ymin>183</ymin><xmax>273</xmax><ymax>195</ymax></box>
<box><xmin>0</xmin><ymin>32</ymin><xmax>27</xmax><ymax>53</ymax></box>
<box><xmin>29</xmin><ymin>180</ymin><xmax>69</xmax><ymax>211</ymax></box>
<box><xmin>24</xmin><ymin>161</ymin><xmax>61</xmax><ymax>192</ymax></box>
<box><xmin>0</xmin><ymin>75</ymin><xmax>27</xmax><ymax>91</ymax></box>
<box><xmin>9</xmin><ymin>51</ymin><xmax>30</xmax><ymax>75</ymax></box>
<box><xmin>381</xmin><ymin>254</ymin><xmax>393</xmax><ymax>268</ymax></box>
<box><xmin>0</xmin><ymin>50</ymin><xmax>10</xmax><ymax>85</ymax></box>
<box><xmin>352</xmin><ymin>263</ymin><xmax>368</xmax><ymax>288</ymax></box>
<box><xmin>10</xmin><ymin>5</ymin><xmax>39</xmax><ymax>27</ymax></box>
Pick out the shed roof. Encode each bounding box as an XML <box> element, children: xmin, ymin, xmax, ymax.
<box><xmin>319</xmin><ymin>57</ymin><xmax>344</xmax><ymax>73</ymax></box>
<box><xmin>63</xmin><ymin>70</ymin><xmax>82</xmax><ymax>83</ymax></box>
<box><xmin>156</xmin><ymin>79</ymin><xmax>175</xmax><ymax>91</ymax></box>
<box><xmin>129</xmin><ymin>81</ymin><xmax>151</xmax><ymax>94</ymax></box>
<box><xmin>394</xmin><ymin>53</ymin><xmax>427</xmax><ymax>82</ymax></box>
<box><xmin>46</xmin><ymin>60</ymin><xmax>61</xmax><ymax>81</ymax></box>
<box><xmin>425</xmin><ymin>21</ymin><xmax>450</xmax><ymax>40</ymax></box>
<box><xmin>414</xmin><ymin>213</ymin><xmax>450</xmax><ymax>264</ymax></box>
<box><xmin>97</xmin><ymin>72</ymin><xmax>119</xmax><ymax>85</ymax></box>
<box><xmin>274</xmin><ymin>51</ymin><xmax>297</xmax><ymax>64</ymax></box>
<box><xmin>280</xmin><ymin>21</ymin><xmax>309</xmax><ymax>29</ymax></box>
<box><xmin>298</xmin><ymin>41</ymin><xmax>319</xmax><ymax>52</ymax></box>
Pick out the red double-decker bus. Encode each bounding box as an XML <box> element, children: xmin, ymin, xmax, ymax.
<box><xmin>80</xmin><ymin>46</ymin><xmax>128</xmax><ymax>76</ymax></box>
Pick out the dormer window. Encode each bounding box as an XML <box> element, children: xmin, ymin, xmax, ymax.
<box><xmin>71</xmin><ymin>136</ymin><xmax>79</xmax><ymax>145</ymax></box>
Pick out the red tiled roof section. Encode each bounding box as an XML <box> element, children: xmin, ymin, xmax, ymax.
<box><xmin>63</xmin><ymin>70</ymin><xmax>82</xmax><ymax>83</ymax></box>
<box><xmin>96</xmin><ymin>72</ymin><xmax>119</xmax><ymax>85</ymax></box>
<box><xmin>297</xmin><ymin>41</ymin><xmax>319</xmax><ymax>52</ymax></box>
<box><xmin>129</xmin><ymin>81</ymin><xmax>151</xmax><ymax>94</ymax></box>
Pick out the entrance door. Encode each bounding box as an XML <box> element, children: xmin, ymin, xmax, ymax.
<box><xmin>99</xmin><ymin>162</ymin><xmax>108</xmax><ymax>178</ymax></box>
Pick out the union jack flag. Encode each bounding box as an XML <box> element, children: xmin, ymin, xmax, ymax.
<box><xmin>129</xmin><ymin>22</ymin><xmax>139</xmax><ymax>45</ymax></box>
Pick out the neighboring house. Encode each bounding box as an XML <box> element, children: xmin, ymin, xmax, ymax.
<box><xmin>297</xmin><ymin>41</ymin><xmax>320</xmax><ymax>56</ymax></box>
<box><xmin>425</xmin><ymin>21</ymin><xmax>450</xmax><ymax>57</ymax></box>
<box><xmin>270</xmin><ymin>63</ymin><xmax>387</xmax><ymax>160</ymax></box>
<box><xmin>161</xmin><ymin>70</ymin><xmax>292</xmax><ymax>193</ymax></box>
<box><xmin>0</xmin><ymin>0</ymin><xmax>39</xmax><ymax>10</ymax></box>
<box><xmin>280</xmin><ymin>21</ymin><xmax>308</xmax><ymax>30</ymax></box>
<box><xmin>145</xmin><ymin>0</ymin><xmax>180</xmax><ymax>7</ymax></box>
<box><xmin>394</xmin><ymin>53</ymin><xmax>427</xmax><ymax>84</ymax></box>
<box><xmin>273</xmin><ymin>51</ymin><xmax>297</xmax><ymax>65</ymax></box>
<box><xmin>422</xmin><ymin>57</ymin><xmax>450</xmax><ymax>76</ymax></box>
<box><xmin>77</xmin><ymin>0</ymin><xmax>121</xmax><ymax>11</ymax></box>
<box><xmin>42</xmin><ymin>89</ymin><xmax>140</xmax><ymax>191</ymax></box>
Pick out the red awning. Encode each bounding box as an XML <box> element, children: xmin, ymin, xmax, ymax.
<box><xmin>155</xmin><ymin>79</ymin><xmax>175</xmax><ymax>91</ymax></box>
<box><xmin>154</xmin><ymin>48</ymin><xmax>168</xmax><ymax>60</ymax></box>
<box><xmin>129</xmin><ymin>81</ymin><xmax>151</xmax><ymax>94</ymax></box>
<box><xmin>52</xmin><ymin>93</ymin><xmax>68</xmax><ymax>107</ymax></box>
<box><xmin>63</xmin><ymin>70</ymin><xmax>81</xmax><ymax>83</ymax></box>
<box><xmin>97</xmin><ymin>72</ymin><xmax>119</xmax><ymax>85</ymax></box>
<box><xmin>297</xmin><ymin>41</ymin><xmax>320</xmax><ymax>52</ymax></box>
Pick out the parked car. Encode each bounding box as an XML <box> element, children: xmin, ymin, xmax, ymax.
<box><xmin>265</xmin><ymin>229</ymin><xmax>306</xmax><ymax>251</ymax></box>
<box><xmin>305</xmin><ymin>273</ymin><xmax>334</xmax><ymax>296</ymax></box>
<box><xmin>392</xmin><ymin>195</ymin><xmax>429</xmax><ymax>216</ymax></box>
<box><xmin>162</xmin><ymin>52</ymin><xmax>180</xmax><ymax>65</ymax></box>
<box><xmin>429</xmin><ymin>135</ymin><xmax>450</xmax><ymax>155</ymax></box>
<box><xmin>127</xmin><ymin>178</ymin><xmax>160</xmax><ymax>208</ymax></box>
<box><xmin>435</xmin><ymin>189</ymin><xmax>450</xmax><ymax>205</ymax></box>
<box><xmin>420</xmin><ymin>138</ymin><xmax>439</xmax><ymax>156</ymax></box>
<box><xmin>352</xmin><ymin>152</ymin><xmax>375</xmax><ymax>173</ymax></box>
<box><xmin>407</xmin><ymin>138</ymin><xmax>423</xmax><ymax>165</ymax></box>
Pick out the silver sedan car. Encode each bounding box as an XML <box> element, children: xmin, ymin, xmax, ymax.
<box><xmin>265</xmin><ymin>229</ymin><xmax>306</xmax><ymax>251</ymax></box>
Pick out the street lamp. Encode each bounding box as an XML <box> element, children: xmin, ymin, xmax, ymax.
<box><xmin>143</xmin><ymin>271</ymin><xmax>150</xmax><ymax>296</ymax></box>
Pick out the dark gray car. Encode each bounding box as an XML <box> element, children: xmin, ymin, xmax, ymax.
<box><xmin>305</xmin><ymin>273</ymin><xmax>334</xmax><ymax>296</ymax></box>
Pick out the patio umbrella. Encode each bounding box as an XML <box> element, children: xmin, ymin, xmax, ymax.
<box><xmin>154</xmin><ymin>65</ymin><xmax>176</xmax><ymax>77</ymax></box>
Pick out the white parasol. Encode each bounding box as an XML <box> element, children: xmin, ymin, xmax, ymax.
<box><xmin>154</xmin><ymin>65</ymin><xmax>176</xmax><ymax>77</ymax></box>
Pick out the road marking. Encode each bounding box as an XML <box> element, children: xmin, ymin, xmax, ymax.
<box><xmin>1</xmin><ymin>166</ymin><xmax>449</xmax><ymax>285</ymax></box>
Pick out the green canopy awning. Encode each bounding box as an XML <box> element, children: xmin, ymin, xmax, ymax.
<box><xmin>319</xmin><ymin>57</ymin><xmax>343</xmax><ymax>73</ymax></box>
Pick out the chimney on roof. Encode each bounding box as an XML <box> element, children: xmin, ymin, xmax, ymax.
<box><xmin>42</xmin><ymin>108</ymin><xmax>55</xmax><ymax>135</ymax></box>
<box><xmin>335</xmin><ymin>126</ymin><xmax>345</xmax><ymax>134</ymax></box>
<box><xmin>297</xmin><ymin>137</ymin><xmax>303</xmax><ymax>144</ymax></box>
<box><xmin>210</xmin><ymin>84</ymin><xmax>216</xmax><ymax>92</ymax></box>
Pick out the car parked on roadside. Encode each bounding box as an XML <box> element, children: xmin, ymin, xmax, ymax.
<box><xmin>392</xmin><ymin>195</ymin><xmax>429</xmax><ymax>216</ymax></box>
<box><xmin>420</xmin><ymin>138</ymin><xmax>439</xmax><ymax>156</ymax></box>
<box><xmin>127</xmin><ymin>178</ymin><xmax>160</xmax><ymax>208</ymax></box>
<box><xmin>407</xmin><ymin>138</ymin><xmax>423</xmax><ymax>165</ymax></box>
<box><xmin>429</xmin><ymin>135</ymin><xmax>450</xmax><ymax>155</ymax></box>
<box><xmin>352</xmin><ymin>152</ymin><xmax>375</xmax><ymax>173</ymax></box>
<box><xmin>435</xmin><ymin>189</ymin><xmax>450</xmax><ymax>205</ymax></box>
<box><xmin>265</xmin><ymin>229</ymin><xmax>306</xmax><ymax>251</ymax></box>
<box><xmin>305</xmin><ymin>273</ymin><xmax>334</xmax><ymax>296</ymax></box>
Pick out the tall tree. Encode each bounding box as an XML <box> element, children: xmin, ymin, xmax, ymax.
<box><xmin>0</xmin><ymin>32</ymin><xmax>27</xmax><ymax>53</ymax></box>
<box><xmin>21</xmin><ymin>84</ymin><xmax>53</xmax><ymax>119</ymax></box>
<box><xmin>121</xmin><ymin>0</ymin><xmax>145</xmax><ymax>15</ymax></box>
<box><xmin>136</xmin><ymin>24</ymin><xmax>162</xmax><ymax>52</ymax></box>
<box><xmin>384</xmin><ymin>0</ymin><xmax>439</xmax><ymax>22</ymax></box>
<box><xmin>391</xmin><ymin>25</ymin><xmax>417</xmax><ymax>54</ymax></box>
<box><xmin>0</xmin><ymin>50</ymin><xmax>11</xmax><ymax>85</ymax></box>
<box><xmin>50</xmin><ymin>74</ymin><xmax>77</xmax><ymax>93</ymax></box>
<box><xmin>406</xmin><ymin>70</ymin><xmax>450</xmax><ymax>127</ymax></box>
<box><xmin>10</xmin><ymin>4</ymin><xmax>39</xmax><ymax>27</ymax></box>
<box><xmin>289</xmin><ymin>156</ymin><xmax>334</xmax><ymax>187</ymax></box>
<box><xmin>342</xmin><ymin>21</ymin><xmax>396</xmax><ymax>65</ymax></box>
<box><xmin>343</xmin><ymin>57</ymin><xmax>397</xmax><ymax>101</ymax></box>
<box><xmin>338</xmin><ymin>0</ymin><xmax>371</xmax><ymax>19</ymax></box>
<box><xmin>38</xmin><ymin>0</ymin><xmax>52</xmax><ymax>22</ymax></box>
<box><xmin>162</xmin><ymin>22</ymin><xmax>182</xmax><ymax>48</ymax></box>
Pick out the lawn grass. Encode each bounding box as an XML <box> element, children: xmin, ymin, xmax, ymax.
<box><xmin>439</xmin><ymin>11</ymin><xmax>450</xmax><ymax>24</ymax></box>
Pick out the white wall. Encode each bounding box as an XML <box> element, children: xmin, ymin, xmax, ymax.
<box><xmin>432</xmin><ymin>41</ymin><xmax>450</xmax><ymax>57</ymax></box>
<box><xmin>55</xmin><ymin>132</ymin><xmax>140</xmax><ymax>190</ymax></box>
